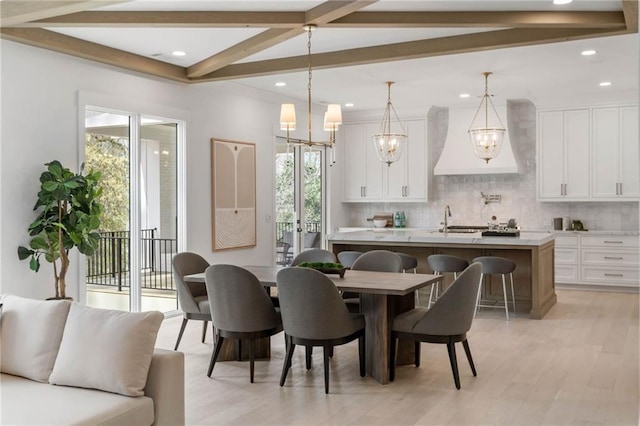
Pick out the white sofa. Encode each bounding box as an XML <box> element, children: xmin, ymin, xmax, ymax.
<box><xmin>0</xmin><ymin>295</ymin><xmax>185</xmax><ymax>426</ymax></box>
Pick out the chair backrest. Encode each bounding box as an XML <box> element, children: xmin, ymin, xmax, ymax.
<box><xmin>427</xmin><ymin>254</ymin><xmax>469</xmax><ymax>274</ymax></box>
<box><xmin>303</xmin><ymin>232</ymin><xmax>321</xmax><ymax>249</ymax></box>
<box><xmin>172</xmin><ymin>252</ymin><xmax>210</xmax><ymax>314</ymax></box>
<box><xmin>291</xmin><ymin>248</ymin><xmax>337</xmax><ymax>266</ymax></box>
<box><xmin>337</xmin><ymin>251</ymin><xmax>362</xmax><ymax>268</ymax></box>
<box><xmin>276</xmin><ymin>267</ymin><xmax>360</xmax><ymax>340</ymax></box>
<box><xmin>471</xmin><ymin>256</ymin><xmax>516</xmax><ymax>275</ymax></box>
<box><xmin>204</xmin><ymin>265</ymin><xmax>281</xmax><ymax>333</ymax></box>
<box><xmin>412</xmin><ymin>263</ymin><xmax>482</xmax><ymax>336</ymax></box>
<box><xmin>351</xmin><ymin>250</ymin><xmax>403</xmax><ymax>272</ymax></box>
<box><xmin>397</xmin><ymin>252</ymin><xmax>418</xmax><ymax>271</ymax></box>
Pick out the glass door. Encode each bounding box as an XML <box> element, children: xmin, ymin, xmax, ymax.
<box><xmin>274</xmin><ymin>139</ymin><xmax>324</xmax><ymax>265</ymax></box>
<box><xmin>84</xmin><ymin>108</ymin><xmax>181</xmax><ymax>313</ymax></box>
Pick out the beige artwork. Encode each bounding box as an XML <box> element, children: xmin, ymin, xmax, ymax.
<box><xmin>211</xmin><ymin>139</ymin><xmax>256</xmax><ymax>251</ymax></box>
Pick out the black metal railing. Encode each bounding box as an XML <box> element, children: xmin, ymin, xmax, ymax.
<box><xmin>275</xmin><ymin>221</ymin><xmax>322</xmax><ymax>241</ymax></box>
<box><xmin>86</xmin><ymin>228</ymin><xmax>177</xmax><ymax>291</ymax></box>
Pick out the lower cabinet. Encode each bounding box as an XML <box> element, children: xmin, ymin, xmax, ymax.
<box><xmin>555</xmin><ymin>233</ymin><xmax>639</xmax><ymax>287</ymax></box>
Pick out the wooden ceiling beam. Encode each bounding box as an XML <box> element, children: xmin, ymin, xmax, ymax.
<box><xmin>186</xmin><ymin>1</ymin><xmax>377</xmax><ymax>78</ymax></box>
<box><xmin>0</xmin><ymin>1</ymin><xmax>128</xmax><ymax>27</ymax></box>
<box><xmin>0</xmin><ymin>28</ymin><xmax>189</xmax><ymax>82</ymax></box>
<box><xmin>621</xmin><ymin>0</ymin><xmax>639</xmax><ymax>32</ymax></box>
<box><xmin>192</xmin><ymin>27</ymin><xmax>625</xmax><ymax>83</ymax></box>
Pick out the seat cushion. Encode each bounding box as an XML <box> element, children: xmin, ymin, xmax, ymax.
<box><xmin>0</xmin><ymin>294</ymin><xmax>71</xmax><ymax>382</ymax></box>
<box><xmin>195</xmin><ymin>295</ymin><xmax>210</xmax><ymax>313</ymax></box>
<box><xmin>49</xmin><ymin>303</ymin><xmax>163</xmax><ymax>397</ymax></box>
<box><xmin>0</xmin><ymin>373</ymin><xmax>154</xmax><ymax>426</ymax></box>
<box><xmin>392</xmin><ymin>308</ymin><xmax>428</xmax><ymax>333</ymax></box>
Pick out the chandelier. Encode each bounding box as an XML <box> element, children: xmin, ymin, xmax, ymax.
<box><xmin>372</xmin><ymin>81</ymin><xmax>406</xmax><ymax>166</ymax></box>
<box><xmin>280</xmin><ymin>25</ymin><xmax>342</xmax><ymax>153</ymax></box>
<box><xmin>468</xmin><ymin>72</ymin><xmax>506</xmax><ymax>163</ymax></box>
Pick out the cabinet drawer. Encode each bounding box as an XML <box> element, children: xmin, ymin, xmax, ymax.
<box><xmin>581</xmin><ymin>249</ymin><xmax>639</xmax><ymax>267</ymax></box>
<box><xmin>555</xmin><ymin>236</ymin><xmax>578</xmax><ymax>247</ymax></box>
<box><xmin>581</xmin><ymin>266</ymin><xmax>639</xmax><ymax>286</ymax></box>
<box><xmin>555</xmin><ymin>265</ymin><xmax>579</xmax><ymax>283</ymax></box>
<box><xmin>556</xmin><ymin>248</ymin><xmax>578</xmax><ymax>264</ymax></box>
<box><xmin>580</xmin><ymin>235</ymin><xmax>639</xmax><ymax>248</ymax></box>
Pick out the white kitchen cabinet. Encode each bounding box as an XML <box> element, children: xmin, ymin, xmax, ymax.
<box><xmin>554</xmin><ymin>235</ymin><xmax>579</xmax><ymax>284</ymax></box>
<box><xmin>342</xmin><ymin>120</ymin><xmax>427</xmax><ymax>202</ymax></box>
<box><xmin>538</xmin><ymin>109</ymin><xmax>590</xmax><ymax>200</ymax></box>
<box><xmin>591</xmin><ymin>106</ymin><xmax>639</xmax><ymax>200</ymax></box>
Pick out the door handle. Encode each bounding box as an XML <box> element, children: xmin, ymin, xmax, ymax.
<box><xmin>604</xmin><ymin>256</ymin><xmax>623</xmax><ymax>260</ymax></box>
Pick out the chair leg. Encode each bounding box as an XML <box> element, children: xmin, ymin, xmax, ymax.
<box><xmin>174</xmin><ymin>318</ymin><xmax>188</xmax><ymax>351</ymax></box>
<box><xmin>462</xmin><ymin>339</ymin><xmax>477</xmax><ymax>377</ymax></box>
<box><xmin>389</xmin><ymin>333</ymin><xmax>397</xmax><ymax>382</ymax></box>
<box><xmin>280</xmin><ymin>338</ymin><xmax>295</xmax><ymax>387</ymax></box>
<box><xmin>201</xmin><ymin>320</ymin><xmax>208</xmax><ymax>343</ymax></box>
<box><xmin>474</xmin><ymin>274</ymin><xmax>484</xmax><ymax>317</ymax></box>
<box><xmin>414</xmin><ymin>341</ymin><xmax>421</xmax><ymax>367</ymax></box>
<box><xmin>446</xmin><ymin>339</ymin><xmax>461</xmax><ymax>390</ymax></box>
<box><xmin>510</xmin><ymin>273</ymin><xmax>517</xmax><ymax>314</ymax></box>
<box><xmin>305</xmin><ymin>346</ymin><xmax>312</xmax><ymax>370</ymax></box>
<box><xmin>323</xmin><ymin>345</ymin><xmax>331</xmax><ymax>394</ymax></box>
<box><xmin>284</xmin><ymin>334</ymin><xmax>292</xmax><ymax>370</ymax></box>
<box><xmin>358</xmin><ymin>335</ymin><xmax>365</xmax><ymax>377</ymax></box>
<box><xmin>502</xmin><ymin>274</ymin><xmax>509</xmax><ymax>321</ymax></box>
<box><xmin>249</xmin><ymin>339</ymin><xmax>255</xmax><ymax>383</ymax></box>
<box><xmin>207</xmin><ymin>334</ymin><xmax>224</xmax><ymax>377</ymax></box>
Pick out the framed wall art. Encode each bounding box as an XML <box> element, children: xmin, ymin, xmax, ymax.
<box><xmin>211</xmin><ymin>138</ymin><xmax>256</xmax><ymax>251</ymax></box>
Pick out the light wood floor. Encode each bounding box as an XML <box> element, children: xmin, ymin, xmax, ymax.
<box><xmin>154</xmin><ymin>289</ymin><xmax>639</xmax><ymax>425</ymax></box>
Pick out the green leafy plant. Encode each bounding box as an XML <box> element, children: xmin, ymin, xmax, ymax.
<box><xmin>17</xmin><ymin>161</ymin><xmax>103</xmax><ymax>299</ymax></box>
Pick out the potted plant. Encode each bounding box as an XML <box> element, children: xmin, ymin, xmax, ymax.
<box><xmin>17</xmin><ymin>160</ymin><xmax>103</xmax><ymax>299</ymax></box>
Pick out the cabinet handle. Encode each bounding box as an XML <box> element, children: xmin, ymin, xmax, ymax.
<box><xmin>604</xmin><ymin>273</ymin><xmax>624</xmax><ymax>277</ymax></box>
<box><xmin>603</xmin><ymin>240</ymin><xmax>623</xmax><ymax>244</ymax></box>
<box><xmin>619</xmin><ymin>182</ymin><xmax>623</xmax><ymax>195</ymax></box>
<box><xmin>604</xmin><ymin>256</ymin><xmax>624</xmax><ymax>260</ymax></box>
<box><xmin>364</xmin><ymin>186</ymin><xmax>367</xmax><ymax>197</ymax></box>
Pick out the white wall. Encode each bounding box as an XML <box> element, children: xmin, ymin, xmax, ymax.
<box><xmin>0</xmin><ymin>40</ymin><xmax>293</xmax><ymax>299</ymax></box>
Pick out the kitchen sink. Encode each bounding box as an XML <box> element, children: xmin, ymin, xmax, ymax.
<box><xmin>439</xmin><ymin>225</ymin><xmax>489</xmax><ymax>234</ymax></box>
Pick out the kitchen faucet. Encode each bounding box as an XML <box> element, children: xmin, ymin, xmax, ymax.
<box><xmin>443</xmin><ymin>205</ymin><xmax>452</xmax><ymax>236</ymax></box>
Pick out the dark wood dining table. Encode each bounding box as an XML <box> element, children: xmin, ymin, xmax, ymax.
<box><xmin>184</xmin><ymin>265</ymin><xmax>442</xmax><ymax>384</ymax></box>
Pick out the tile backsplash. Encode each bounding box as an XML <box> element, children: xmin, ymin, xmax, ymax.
<box><xmin>343</xmin><ymin>100</ymin><xmax>639</xmax><ymax>231</ymax></box>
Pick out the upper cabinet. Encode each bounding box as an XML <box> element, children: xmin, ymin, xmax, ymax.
<box><xmin>342</xmin><ymin>119</ymin><xmax>428</xmax><ymax>203</ymax></box>
<box><xmin>591</xmin><ymin>106</ymin><xmax>639</xmax><ymax>200</ymax></box>
<box><xmin>538</xmin><ymin>108</ymin><xmax>590</xmax><ymax>200</ymax></box>
<box><xmin>538</xmin><ymin>105</ymin><xmax>639</xmax><ymax>202</ymax></box>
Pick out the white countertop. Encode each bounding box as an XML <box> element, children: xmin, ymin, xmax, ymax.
<box><xmin>327</xmin><ymin>229</ymin><xmax>555</xmax><ymax>247</ymax></box>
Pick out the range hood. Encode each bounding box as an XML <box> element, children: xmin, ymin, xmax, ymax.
<box><xmin>433</xmin><ymin>103</ymin><xmax>521</xmax><ymax>175</ymax></box>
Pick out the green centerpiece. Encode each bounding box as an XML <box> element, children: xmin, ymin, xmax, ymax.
<box><xmin>297</xmin><ymin>262</ymin><xmax>346</xmax><ymax>278</ymax></box>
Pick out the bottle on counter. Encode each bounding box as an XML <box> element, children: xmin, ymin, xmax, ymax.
<box><xmin>393</xmin><ymin>211</ymin><xmax>401</xmax><ymax>228</ymax></box>
<box><xmin>400</xmin><ymin>211</ymin><xmax>406</xmax><ymax>228</ymax></box>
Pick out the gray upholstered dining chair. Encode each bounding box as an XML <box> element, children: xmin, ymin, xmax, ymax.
<box><xmin>276</xmin><ymin>267</ymin><xmax>365</xmax><ymax>394</ymax></box>
<box><xmin>337</xmin><ymin>251</ymin><xmax>362</xmax><ymax>269</ymax></box>
<box><xmin>426</xmin><ymin>254</ymin><xmax>470</xmax><ymax>307</ymax></box>
<box><xmin>204</xmin><ymin>264</ymin><xmax>283</xmax><ymax>383</ymax></box>
<box><xmin>389</xmin><ymin>262</ymin><xmax>482</xmax><ymax>389</ymax></box>
<box><xmin>351</xmin><ymin>250</ymin><xmax>403</xmax><ymax>272</ymax></box>
<box><xmin>171</xmin><ymin>252</ymin><xmax>212</xmax><ymax>350</ymax></box>
<box><xmin>291</xmin><ymin>248</ymin><xmax>337</xmax><ymax>266</ymax></box>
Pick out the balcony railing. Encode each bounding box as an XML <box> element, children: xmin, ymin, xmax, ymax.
<box><xmin>85</xmin><ymin>228</ymin><xmax>177</xmax><ymax>291</ymax></box>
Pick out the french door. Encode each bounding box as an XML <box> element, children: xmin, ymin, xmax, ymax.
<box><xmin>83</xmin><ymin>106</ymin><xmax>185</xmax><ymax>313</ymax></box>
<box><xmin>275</xmin><ymin>139</ymin><xmax>326</xmax><ymax>265</ymax></box>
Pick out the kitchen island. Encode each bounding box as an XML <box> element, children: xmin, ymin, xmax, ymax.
<box><xmin>328</xmin><ymin>229</ymin><xmax>556</xmax><ymax>319</ymax></box>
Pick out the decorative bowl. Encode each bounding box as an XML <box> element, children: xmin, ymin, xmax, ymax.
<box><xmin>373</xmin><ymin>219</ymin><xmax>387</xmax><ymax>228</ymax></box>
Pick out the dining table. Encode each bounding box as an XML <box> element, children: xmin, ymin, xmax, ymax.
<box><xmin>184</xmin><ymin>265</ymin><xmax>442</xmax><ymax>384</ymax></box>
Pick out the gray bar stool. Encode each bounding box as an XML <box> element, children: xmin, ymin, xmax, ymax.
<box><xmin>472</xmin><ymin>256</ymin><xmax>517</xmax><ymax>320</ymax></box>
<box><xmin>426</xmin><ymin>254</ymin><xmax>469</xmax><ymax>308</ymax></box>
<box><xmin>397</xmin><ymin>252</ymin><xmax>419</xmax><ymax>304</ymax></box>
<box><xmin>337</xmin><ymin>251</ymin><xmax>362</xmax><ymax>269</ymax></box>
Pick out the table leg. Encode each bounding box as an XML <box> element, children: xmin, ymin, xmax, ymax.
<box><xmin>360</xmin><ymin>292</ymin><xmax>415</xmax><ymax>384</ymax></box>
<box><xmin>217</xmin><ymin>337</ymin><xmax>271</xmax><ymax>361</ymax></box>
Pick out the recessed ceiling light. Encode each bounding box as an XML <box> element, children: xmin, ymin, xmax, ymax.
<box><xmin>345</xmin><ymin>103</ymin><xmax>354</xmax><ymax>107</ymax></box>
<box><xmin>581</xmin><ymin>49</ymin><xmax>596</xmax><ymax>56</ymax></box>
<box><xmin>553</xmin><ymin>0</ymin><xmax>572</xmax><ymax>5</ymax></box>
<box><xmin>459</xmin><ymin>93</ymin><xmax>470</xmax><ymax>98</ymax></box>
<box><xmin>275</xmin><ymin>81</ymin><xmax>286</xmax><ymax>87</ymax></box>
<box><xmin>171</xmin><ymin>51</ymin><xmax>186</xmax><ymax>57</ymax></box>
<box><xmin>599</xmin><ymin>81</ymin><xmax>612</xmax><ymax>87</ymax></box>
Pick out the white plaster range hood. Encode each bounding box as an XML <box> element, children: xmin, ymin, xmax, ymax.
<box><xmin>434</xmin><ymin>103</ymin><xmax>521</xmax><ymax>175</ymax></box>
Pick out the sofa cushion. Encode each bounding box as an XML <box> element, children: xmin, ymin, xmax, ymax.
<box><xmin>0</xmin><ymin>294</ymin><xmax>71</xmax><ymax>382</ymax></box>
<box><xmin>49</xmin><ymin>303</ymin><xmax>163</xmax><ymax>397</ymax></box>
<box><xmin>0</xmin><ymin>373</ymin><xmax>154</xmax><ymax>426</ymax></box>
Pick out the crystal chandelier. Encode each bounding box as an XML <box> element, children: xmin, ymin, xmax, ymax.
<box><xmin>279</xmin><ymin>25</ymin><xmax>342</xmax><ymax>153</ymax></box>
<box><xmin>468</xmin><ymin>72</ymin><xmax>506</xmax><ymax>163</ymax></box>
<box><xmin>372</xmin><ymin>81</ymin><xmax>406</xmax><ymax>166</ymax></box>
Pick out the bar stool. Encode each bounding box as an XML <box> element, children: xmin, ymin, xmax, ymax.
<box><xmin>337</xmin><ymin>251</ymin><xmax>362</xmax><ymax>269</ymax></box>
<box><xmin>472</xmin><ymin>256</ymin><xmax>516</xmax><ymax>320</ymax></box>
<box><xmin>426</xmin><ymin>254</ymin><xmax>469</xmax><ymax>308</ymax></box>
<box><xmin>397</xmin><ymin>253</ymin><xmax>419</xmax><ymax>304</ymax></box>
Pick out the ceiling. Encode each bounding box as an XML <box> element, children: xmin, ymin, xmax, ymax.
<box><xmin>1</xmin><ymin>1</ymin><xmax>638</xmax><ymax>112</ymax></box>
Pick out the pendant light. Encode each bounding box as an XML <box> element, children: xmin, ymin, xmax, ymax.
<box><xmin>372</xmin><ymin>81</ymin><xmax>406</xmax><ymax>166</ymax></box>
<box><xmin>279</xmin><ymin>25</ymin><xmax>342</xmax><ymax>155</ymax></box>
<box><xmin>468</xmin><ymin>72</ymin><xmax>506</xmax><ymax>163</ymax></box>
